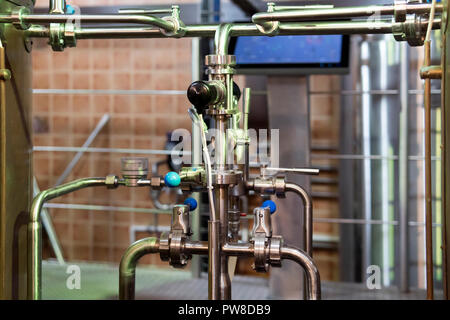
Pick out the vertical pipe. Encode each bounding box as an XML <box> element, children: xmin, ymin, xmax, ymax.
<box><xmin>49</xmin><ymin>0</ymin><xmax>66</xmax><ymax>14</ymax></box>
<box><xmin>33</xmin><ymin>177</ymin><xmax>65</xmax><ymax>265</ymax></box>
<box><xmin>399</xmin><ymin>42</ymin><xmax>410</xmax><ymax>293</ymax></box>
<box><xmin>243</xmin><ymin>88</ymin><xmax>251</xmax><ymax>182</ymax></box>
<box><xmin>215</xmin><ymin>115</ymin><xmax>228</xmax><ymax>170</ymax></box>
<box><xmin>208</xmin><ymin>220</ymin><xmax>221</xmax><ymax>300</ymax></box>
<box><xmin>442</xmin><ymin>0</ymin><xmax>449</xmax><ymax>298</ymax></box>
<box><xmin>216</xmin><ymin>186</ymin><xmax>231</xmax><ymax>299</ymax></box>
<box><xmin>424</xmin><ymin>40</ymin><xmax>434</xmax><ymax>300</ymax></box>
<box><xmin>191</xmin><ymin>37</ymin><xmax>202</xmax><ymax>279</ymax></box>
<box><xmin>361</xmin><ymin>40</ymin><xmax>373</xmax><ymax>279</ymax></box>
<box><xmin>28</xmin><ymin>178</ymin><xmax>107</xmax><ymax>299</ymax></box>
<box><xmin>285</xmin><ymin>183</ymin><xmax>313</xmax><ymax>257</ymax></box>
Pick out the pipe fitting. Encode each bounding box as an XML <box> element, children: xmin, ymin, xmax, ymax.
<box><xmin>48</xmin><ymin>22</ymin><xmax>77</xmax><ymax>51</ymax></box>
<box><xmin>11</xmin><ymin>7</ymin><xmax>31</xmax><ymax>30</ymax></box>
<box><xmin>393</xmin><ymin>14</ymin><xmax>426</xmax><ymax>46</ymax></box>
<box><xmin>160</xmin><ymin>6</ymin><xmax>186</xmax><ymax>38</ymax></box>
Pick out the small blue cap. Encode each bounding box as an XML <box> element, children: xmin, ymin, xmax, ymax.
<box><xmin>66</xmin><ymin>4</ymin><xmax>76</xmax><ymax>14</ymax></box>
<box><xmin>164</xmin><ymin>171</ymin><xmax>181</xmax><ymax>188</ymax></box>
<box><xmin>262</xmin><ymin>200</ymin><xmax>277</xmax><ymax>214</ymax></box>
<box><xmin>184</xmin><ymin>197</ymin><xmax>198</xmax><ymax>211</ymax></box>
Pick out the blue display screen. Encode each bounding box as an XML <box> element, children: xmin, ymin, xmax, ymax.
<box><xmin>233</xmin><ymin>35</ymin><xmax>343</xmax><ymax>65</ymax></box>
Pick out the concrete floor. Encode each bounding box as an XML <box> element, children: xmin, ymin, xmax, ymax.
<box><xmin>42</xmin><ymin>260</ymin><xmax>443</xmax><ymax>300</ymax></box>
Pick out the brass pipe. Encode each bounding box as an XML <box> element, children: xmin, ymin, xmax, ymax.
<box><xmin>423</xmin><ymin>0</ymin><xmax>437</xmax><ymax>300</ymax></box>
<box><xmin>119</xmin><ymin>237</ymin><xmax>159</xmax><ymax>300</ymax></box>
<box><xmin>424</xmin><ymin>40</ymin><xmax>434</xmax><ymax>300</ymax></box>
<box><xmin>28</xmin><ymin>177</ymin><xmax>107</xmax><ymax>300</ymax></box>
<box><xmin>280</xmin><ymin>245</ymin><xmax>321</xmax><ymax>300</ymax></box>
<box><xmin>421</xmin><ymin>65</ymin><xmax>442</xmax><ymax>79</ymax></box>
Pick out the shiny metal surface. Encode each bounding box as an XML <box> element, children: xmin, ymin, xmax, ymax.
<box><xmin>29</xmin><ymin>177</ymin><xmax>108</xmax><ymax>299</ymax></box>
<box><xmin>0</xmin><ymin>0</ymin><xmax>33</xmax><ymax>299</ymax></box>
<box><xmin>280</xmin><ymin>246</ymin><xmax>321</xmax><ymax>300</ymax></box>
<box><xmin>13</xmin><ymin>0</ymin><xmax>448</xmax><ymax>301</ymax></box>
<box><xmin>119</xmin><ymin>237</ymin><xmax>159</xmax><ymax>300</ymax></box>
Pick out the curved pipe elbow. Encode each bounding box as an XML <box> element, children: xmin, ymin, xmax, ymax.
<box><xmin>251</xmin><ymin>12</ymin><xmax>271</xmax><ymax>26</ymax></box>
<box><xmin>30</xmin><ymin>177</ymin><xmax>107</xmax><ymax>223</ymax></box>
<box><xmin>285</xmin><ymin>182</ymin><xmax>312</xmax><ymax>208</ymax></box>
<box><xmin>119</xmin><ymin>237</ymin><xmax>160</xmax><ymax>300</ymax></box>
<box><xmin>280</xmin><ymin>245</ymin><xmax>321</xmax><ymax>300</ymax></box>
<box><xmin>214</xmin><ymin>23</ymin><xmax>233</xmax><ymax>55</ymax></box>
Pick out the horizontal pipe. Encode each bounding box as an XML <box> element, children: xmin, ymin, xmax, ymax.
<box><xmin>421</xmin><ymin>65</ymin><xmax>443</xmax><ymax>79</ymax></box>
<box><xmin>280</xmin><ymin>245</ymin><xmax>321</xmax><ymax>300</ymax></box>
<box><xmin>33</xmin><ymin>146</ymin><xmax>191</xmax><ymax>156</ymax></box>
<box><xmin>0</xmin><ymin>14</ymin><xmax>176</xmax><ymax>31</ymax></box>
<box><xmin>252</xmin><ymin>3</ymin><xmax>443</xmax><ymax>25</ymax></box>
<box><xmin>29</xmin><ymin>177</ymin><xmax>107</xmax><ymax>300</ymax></box>
<box><xmin>119</xmin><ymin>237</ymin><xmax>160</xmax><ymax>300</ymax></box>
<box><xmin>24</xmin><ymin>19</ymin><xmax>442</xmax><ymax>40</ymax></box>
<box><xmin>311</xmin><ymin>154</ymin><xmax>441</xmax><ymax>161</ymax></box>
<box><xmin>33</xmin><ymin>88</ymin><xmax>186</xmax><ymax>95</ymax></box>
<box><xmin>44</xmin><ymin>202</ymin><xmax>170</xmax><ymax>215</ymax></box>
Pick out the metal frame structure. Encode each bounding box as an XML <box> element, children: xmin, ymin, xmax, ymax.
<box><xmin>0</xmin><ymin>0</ymin><xmax>446</xmax><ymax>300</ymax></box>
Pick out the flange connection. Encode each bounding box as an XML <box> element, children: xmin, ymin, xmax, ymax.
<box><xmin>393</xmin><ymin>13</ymin><xmax>426</xmax><ymax>46</ymax></box>
<box><xmin>160</xmin><ymin>205</ymin><xmax>192</xmax><ymax>268</ymax></box>
<box><xmin>48</xmin><ymin>22</ymin><xmax>77</xmax><ymax>51</ymax></box>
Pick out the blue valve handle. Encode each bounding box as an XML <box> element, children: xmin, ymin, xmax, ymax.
<box><xmin>66</xmin><ymin>4</ymin><xmax>76</xmax><ymax>14</ymax></box>
<box><xmin>164</xmin><ymin>171</ymin><xmax>181</xmax><ymax>188</ymax></box>
<box><xmin>184</xmin><ymin>197</ymin><xmax>198</xmax><ymax>211</ymax></box>
<box><xmin>262</xmin><ymin>200</ymin><xmax>277</xmax><ymax>214</ymax></box>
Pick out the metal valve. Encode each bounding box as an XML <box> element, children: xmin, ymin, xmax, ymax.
<box><xmin>171</xmin><ymin>204</ymin><xmax>191</xmax><ymax>235</ymax></box>
<box><xmin>159</xmin><ymin>204</ymin><xmax>192</xmax><ymax>268</ymax></box>
<box><xmin>187</xmin><ymin>80</ymin><xmax>241</xmax><ymax>114</ymax></box>
<box><xmin>251</xmin><ymin>203</ymin><xmax>284</xmax><ymax>272</ymax></box>
<box><xmin>252</xmin><ymin>206</ymin><xmax>273</xmax><ymax>239</ymax></box>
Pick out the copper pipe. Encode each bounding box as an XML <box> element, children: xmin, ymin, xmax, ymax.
<box><xmin>424</xmin><ymin>40</ymin><xmax>434</xmax><ymax>300</ymax></box>
<box><xmin>421</xmin><ymin>65</ymin><xmax>442</xmax><ymax>79</ymax></box>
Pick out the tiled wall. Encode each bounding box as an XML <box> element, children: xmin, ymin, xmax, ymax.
<box><xmin>33</xmin><ymin>1</ymin><xmax>340</xmax><ymax>279</ymax></box>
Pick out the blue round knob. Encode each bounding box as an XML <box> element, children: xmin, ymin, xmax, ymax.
<box><xmin>164</xmin><ymin>171</ymin><xmax>181</xmax><ymax>188</ymax></box>
<box><xmin>262</xmin><ymin>200</ymin><xmax>277</xmax><ymax>214</ymax></box>
<box><xmin>66</xmin><ymin>4</ymin><xmax>76</xmax><ymax>14</ymax></box>
<box><xmin>184</xmin><ymin>197</ymin><xmax>198</xmax><ymax>211</ymax></box>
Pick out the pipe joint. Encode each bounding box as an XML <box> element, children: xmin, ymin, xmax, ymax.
<box><xmin>11</xmin><ymin>7</ymin><xmax>31</xmax><ymax>30</ymax></box>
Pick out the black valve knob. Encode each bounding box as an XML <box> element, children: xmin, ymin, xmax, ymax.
<box><xmin>187</xmin><ymin>81</ymin><xmax>218</xmax><ymax>114</ymax></box>
<box><xmin>232</xmin><ymin>81</ymin><xmax>241</xmax><ymax>102</ymax></box>
<box><xmin>187</xmin><ymin>80</ymin><xmax>242</xmax><ymax>114</ymax></box>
